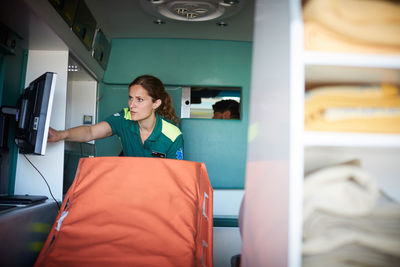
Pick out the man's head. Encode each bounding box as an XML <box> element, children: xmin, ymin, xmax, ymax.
<box><xmin>212</xmin><ymin>100</ymin><xmax>240</xmax><ymax>120</ymax></box>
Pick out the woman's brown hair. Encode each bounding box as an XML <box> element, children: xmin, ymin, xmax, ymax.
<box><xmin>129</xmin><ymin>75</ymin><xmax>180</xmax><ymax>125</ymax></box>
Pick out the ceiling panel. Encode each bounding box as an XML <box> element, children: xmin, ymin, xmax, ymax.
<box><xmin>85</xmin><ymin>0</ymin><xmax>255</xmax><ymax>42</ymax></box>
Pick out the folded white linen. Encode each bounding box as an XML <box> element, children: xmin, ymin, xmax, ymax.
<box><xmin>303</xmin><ymin>165</ymin><xmax>379</xmax><ymax>221</ymax></box>
<box><xmin>303</xmin><ymin>204</ymin><xmax>400</xmax><ymax>256</ymax></box>
<box><xmin>303</xmin><ymin>243</ymin><xmax>400</xmax><ymax>267</ymax></box>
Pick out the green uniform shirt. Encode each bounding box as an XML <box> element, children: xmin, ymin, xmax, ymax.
<box><xmin>104</xmin><ymin>108</ymin><xmax>184</xmax><ymax>160</ymax></box>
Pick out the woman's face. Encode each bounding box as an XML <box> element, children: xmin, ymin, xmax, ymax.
<box><xmin>128</xmin><ymin>85</ymin><xmax>161</xmax><ymax>122</ymax></box>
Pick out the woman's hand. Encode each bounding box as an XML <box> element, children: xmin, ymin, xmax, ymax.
<box><xmin>47</xmin><ymin>127</ymin><xmax>64</xmax><ymax>143</ymax></box>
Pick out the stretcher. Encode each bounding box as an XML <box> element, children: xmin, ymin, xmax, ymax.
<box><xmin>34</xmin><ymin>157</ymin><xmax>213</xmax><ymax>267</ymax></box>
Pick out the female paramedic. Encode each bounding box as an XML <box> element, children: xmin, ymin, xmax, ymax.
<box><xmin>48</xmin><ymin>75</ymin><xmax>184</xmax><ymax>160</ymax></box>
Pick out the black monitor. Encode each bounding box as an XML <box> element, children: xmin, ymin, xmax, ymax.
<box><xmin>14</xmin><ymin>72</ymin><xmax>57</xmax><ymax>155</ymax></box>
<box><xmin>0</xmin><ymin>72</ymin><xmax>56</xmax><ymax>206</ymax></box>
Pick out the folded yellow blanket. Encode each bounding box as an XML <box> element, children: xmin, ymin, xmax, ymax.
<box><xmin>303</xmin><ymin>0</ymin><xmax>400</xmax><ymax>47</ymax></box>
<box><xmin>305</xmin><ymin>84</ymin><xmax>400</xmax><ymax>133</ymax></box>
<box><xmin>306</xmin><ymin>84</ymin><xmax>398</xmax><ymax>99</ymax></box>
<box><xmin>305</xmin><ymin>115</ymin><xmax>400</xmax><ymax>133</ymax></box>
<box><xmin>305</xmin><ymin>84</ymin><xmax>400</xmax><ymax>117</ymax></box>
<box><xmin>304</xmin><ymin>21</ymin><xmax>400</xmax><ymax>55</ymax></box>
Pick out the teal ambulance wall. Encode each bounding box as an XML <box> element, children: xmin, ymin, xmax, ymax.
<box><xmin>96</xmin><ymin>38</ymin><xmax>252</xmax><ymax>189</ymax></box>
<box><xmin>0</xmin><ymin>46</ymin><xmax>27</xmax><ymax>195</ymax></box>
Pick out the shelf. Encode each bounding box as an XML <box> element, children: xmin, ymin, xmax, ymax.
<box><xmin>304</xmin><ymin>131</ymin><xmax>400</xmax><ymax>148</ymax></box>
<box><xmin>304</xmin><ymin>51</ymin><xmax>400</xmax><ymax>84</ymax></box>
<box><xmin>304</xmin><ymin>51</ymin><xmax>400</xmax><ymax>69</ymax></box>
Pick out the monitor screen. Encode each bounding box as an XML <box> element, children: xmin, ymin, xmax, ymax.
<box><xmin>15</xmin><ymin>72</ymin><xmax>57</xmax><ymax>155</ymax></box>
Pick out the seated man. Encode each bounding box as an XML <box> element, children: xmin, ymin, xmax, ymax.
<box><xmin>212</xmin><ymin>100</ymin><xmax>240</xmax><ymax>120</ymax></box>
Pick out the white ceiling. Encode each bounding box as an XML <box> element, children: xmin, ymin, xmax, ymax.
<box><xmin>85</xmin><ymin>0</ymin><xmax>255</xmax><ymax>42</ymax></box>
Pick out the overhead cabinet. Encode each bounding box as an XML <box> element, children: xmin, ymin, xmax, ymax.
<box><xmin>48</xmin><ymin>0</ymin><xmax>79</xmax><ymax>27</ymax></box>
<box><xmin>93</xmin><ymin>29</ymin><xmax>110</xmax><ymax>70</ymax></box>
<box><xmin>0</xmin><ymin>22</ymin><xmax>20</xmax><ymax>55</ymax></box>
<box><xmin>72</xmin><ymin>0</ymin><xmax>96</xmax><ymax>51</ymax></box>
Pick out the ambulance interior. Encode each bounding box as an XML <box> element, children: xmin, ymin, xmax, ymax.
<box><xmin>1</xmin><ymin>0</ymin><xmax>400</xmax><ymax>266</ymax></box>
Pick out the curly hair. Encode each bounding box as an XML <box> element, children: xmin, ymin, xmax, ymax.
<box><xmin>129</xmin><ymin>75</ymin><xmax>180</xmax><ymax>125</ymax></box>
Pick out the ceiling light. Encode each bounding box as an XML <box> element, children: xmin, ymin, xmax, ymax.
<box><xmin>153</xmin><ymin>19</ymin><xmax>166</xmax><ymax>24</ymax></box>
<box><xmin>216</xmin><ymin>21</ymin><xmax>228</xmax><ymax>26</ymax></box>
<box><xmin>140</xmin><ymin>0</ymin><xmax>244</xmax><ymax>22</ymax></box>
<box><xmin>68</xmin><ymin>65</ymin><xmax>79</xmax><ymax>72</ymax></box>
<box><xmin>220</xmin><ymin>0</ymin><xmax>239</xmax><ymax>7</ymax></box>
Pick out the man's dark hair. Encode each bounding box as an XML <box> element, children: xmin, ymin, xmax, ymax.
<box><xmin>212</xmin><ymin>100</ymin><xmax>240</xmax><ymax>119</ymax></box>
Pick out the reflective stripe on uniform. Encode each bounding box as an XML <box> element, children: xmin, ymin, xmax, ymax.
<box><xmin>123</xmin><ymin>108</ymin><xmax>131</xmax><ymax>120</ymax></box>
<box><xmin>161</xmin><ymin>119</ymin><xmax>181</xmax><ymax>142</ymax></box>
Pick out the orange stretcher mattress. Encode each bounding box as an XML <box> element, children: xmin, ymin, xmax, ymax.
<box><xmin>34</xmin><ymin>157</ymin><xmax>213</xmax><ymax>267</ymax></box>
